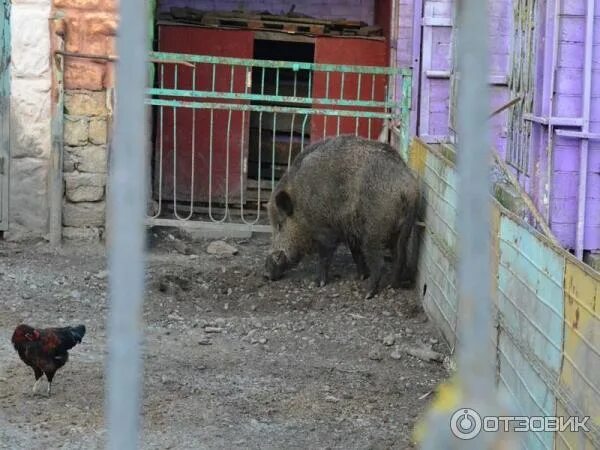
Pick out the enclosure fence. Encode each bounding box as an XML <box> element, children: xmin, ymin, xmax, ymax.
<box><xmin>144</xmin><ymin>51</ymin><xmax>411</xmax><ymax>232</ymax></box>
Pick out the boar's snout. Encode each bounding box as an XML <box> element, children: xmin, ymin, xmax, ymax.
<box><xmin>264</xmin><ymin>251</ymin><xmax>288</xmax><ymax>281</ymax></box>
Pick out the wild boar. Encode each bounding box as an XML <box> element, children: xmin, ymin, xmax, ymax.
<box><xmin>264</xmin><ymin>135</ymin><xmax>419</xmax><ymax>298</ymax></box>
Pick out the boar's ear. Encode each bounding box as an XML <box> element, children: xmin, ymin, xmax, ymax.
<box><xmin>275</xmin><ymin>190</ymin><xmax>294</xmax><ymax>217</ymax></box>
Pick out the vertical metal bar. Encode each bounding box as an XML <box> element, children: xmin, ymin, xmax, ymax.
<box><xmin>337</xmin><ymin>73</ymin><xmax>345</xmax><ymax>136</ymax></box>
<box><xmin>545</xmin><ymin>0</ymin><xmax>560</xmax><ymax>224</ymax></box>
<box><xmin>293</xmin><ymin>71</ymin><xmax>298</xmax><ymax>97</ymax></box>
<box><xmin>172</xmin><ymin>65</ymin><xmax>178</xmax><ymax>212</ymax></box>
<box><xmin>301</xmin><ymin>114</ymin><xmax>308</xmax><ymax>152</ymax></box>
<box><xmin>410</xmin><ymin>0</ymin><xmax>424</xmax><ymax>135</ymax></box>
<box><xmin>272</xmin><ymin>113</ymin><xmax>277</xmax><ymax>184</ymax></box>
<box><xmin>368</xmin><ymin>74</ymin><xmax>375</xmax><ymax>139</ymax></box>
<box><xmin>240</xmin><ymin>67</ymin><xmax>250</xmax><ymax>223</ymax></box>
<box><xmin>422</xmin><ymin>0</ymin><xmax>499</xmax><ymax>447</ymax></box>
<box><xmin>258</xmin><ymin>111</ymin><xmax>264</xmax><ymax>205</ymax></box>
<box><xmin>455</xmin><ymin>0</ymin><xmax>494</xmax><ymax>403</ymax></box>
<box><xmin>106</xmin><ymin>0</ymin><xmax>147</xmax><ymax>448</ymax></box>
<box><xmin>324</xmin><ymin>72</ymin><xmax>330</xmax><ymax>138</ymax></box>
<box><xmin>576</xmin><ymin>0</ymin><xmax>594</xmax><ymax>259</ymax></box>
<box><xmin>49</xmin><ymin>28</ymin><xmax>65</xmax><ymax>245</ymax></box>
<box><xmin>288</xmin><ymin>113</ymin><xmax>296</xmax><ymax>167</ymax></box>
<box><xmin>400</xmin><ymin>74</ymin><xmax>412</xmax><ymax>158</ymax></box>
<box><xmin>355</xmin><ymin>73</ymin><xmax>362</xmax><ymax>135</ymax></box>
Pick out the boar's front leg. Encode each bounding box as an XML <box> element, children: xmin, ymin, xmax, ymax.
<box><xmin>349</xmin><ymin>241</ymin><xmax>369</xmax><ymax>280</ymax></box>
<box><xmin>316</xmin><ymin>242</ymin><xmax>337</xmax><ymax>287</ymax></box>
<box><xmin>363</xmin><ymin>240</ymin><xmax>386</xmax><ymax>299</ymax></box>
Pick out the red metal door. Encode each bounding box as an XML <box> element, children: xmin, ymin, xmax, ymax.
<box><xmin>155</xmin><ymin>26</ymin><xmax>254</xmax><ymax>204</ymax></box>
<box><xmin>311</xmin><ymin>37</ymin><xmax>388</xmax><ymax>141</ymax></box>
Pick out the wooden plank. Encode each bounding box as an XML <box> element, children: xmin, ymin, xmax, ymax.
<box><xmin>254</xmin><ymin>30</ymin><xmax>315</xmax><ymax>43</ymax></box>
<box><xmin>201</xmin><ymin>15</ymin><xmax>325</xmax><ymax>35</ymax></box>
<box><xmin>146</xmin><ymin>217</ymin><xmax>271</xmax><ymax>234</ymax></box>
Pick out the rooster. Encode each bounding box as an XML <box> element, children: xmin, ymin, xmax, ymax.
<box><xmin>11</xmin><ymin>324</ymin><xmax>86</xmax><ymax>396</ymax></box>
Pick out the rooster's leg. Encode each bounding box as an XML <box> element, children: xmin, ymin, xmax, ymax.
<box><xmin>32</xmin><ymin>368</ymin><xmax>43</xmax><ymax>394</ymax></box>
<box><xmin>45</xmin><ymin>371</ymin><xmax>56</xmax><ymax>397</ymax></box>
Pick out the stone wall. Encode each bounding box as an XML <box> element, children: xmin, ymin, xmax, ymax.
<box><xmin>9</xmin><ymin>0</ymin><xmax>53</xmax><ymax>239</ymax></box>
<box><xmin>54</xmin><ymin>0</ymin><xmax>117</xmax><ymax>240</ymax></box>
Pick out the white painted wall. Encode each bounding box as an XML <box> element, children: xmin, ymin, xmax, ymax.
<box><xmin>9</xmin><ymin>0</ymin><xmax>52</xmax><ymax>239</ymax></box>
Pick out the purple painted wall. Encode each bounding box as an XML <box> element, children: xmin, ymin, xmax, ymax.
<box><xmin>546</xmin><ymin>0</ymin><xmax>600</xmax><ymax>250</ymax></box>
<box><xmin>410</xmin><ymin>0</ymin><xmax>598</xmax><ymax>251</ymax></box>
<box><xmin>414</xmin><ymin>0</ymin><xmax>511</xmax><ymax>156</ymax></box>
<box><xmin>158</xmin><ymin>0</ymin><xmax>376</xmax><ymax>23</ymax></box>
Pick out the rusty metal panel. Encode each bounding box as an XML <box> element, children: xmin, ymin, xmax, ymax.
<box><xmin>312</xmin><ymin>37</ymin><xmax>388</xmax><ymax>140</ymax></box>
<box><xmin>497</xmin><ymin>215</ymin><xmax>565</xmax><ymax>371</ymax></box>
<box><xmin>155</xmin><ymin>26</ymin><xmax>254</xmax><ymax>203</ymax></box>
<box><xmin>557</xmin><ymin>260</ymin><xmax>600</xmax><ymax>449</ymax></box>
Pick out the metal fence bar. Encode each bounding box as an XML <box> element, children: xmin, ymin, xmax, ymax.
<box><xmin>147</xmin><ymin>89</ymin><xmax>397</xmax><ymax>110</ymax></box>
<box><xmin>421</xmin><ymin>0</ymin><xmax>501</xmax><ymax>447</ymax></box>
<box><xmin>146</xmin><ymin>99</ymin><xmax>400</xmax><ymax>120</ymax></box>
<box><xmin>106</xmin><ymin>0</ymin><xmax>147</xmax><ymax>448</ymax></box>
<box><xmin>150</xmin><ymin>51</ymin><xmax>408</xmax><ymax>75</ymax></box>
<box><xmin>454</xmin><ymin>0</ymin><xmax>496</xmax><ymax>418</ymax></box>
<box><xmin>146</xmin><ymin>54</ymin><xmax>412</xmax><ymax>232</ymax></box>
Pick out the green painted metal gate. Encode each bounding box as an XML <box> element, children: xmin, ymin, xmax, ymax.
<box><xmin>0</xmin><ymin>0</ymin><xmax>9</xmax><ymax>232</ymax></box>
<box><xmin>145</xmin><ymin>51</ymin><xmax>412</xmax><ymax>232</ymax></box>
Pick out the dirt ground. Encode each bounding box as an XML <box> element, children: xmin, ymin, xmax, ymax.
<box><xmin>0</xmin><ymin>230</ymin><xmax>450</xmax><ymax>449</ymax></box>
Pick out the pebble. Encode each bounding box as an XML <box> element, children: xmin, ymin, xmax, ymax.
<box><xmin>368</xmin><ymin>347</ymin><xmax>384</xmax><ymax>361</ymax></box>
<box><xmin>383</xmin><ymin>334</ymin><xmax>395</xmax><ymax>346</ymax></box>
<box><xmin>207</xmin><ymin>241</ymin><xmax>238</xmax><ymax>257</ymax></box>
<box><xmin>21</xmin><ymin>293</ymin><xmax>32</xmax><ymax>300</ymax></box>
<box><xmin>258</xmin><ymin>337</ymin><xmax>268</xmax><ymax>345</ymax></box>
<box><xmin>325</xmin><ymin>395</ymin><xmax>340</xmax><ymax>403</ymax></box>
<box><xmin>198</xmin><ymin>337</ymin><xmax>212</xmax><ymax>345</ymax></box>
<box><xmin>174</xmin><ymin>240</ymin><xmax>192</xmax><ymax>255</ymax></box>
<box><xmin>390</xmin><ymin>348</ymin><xmax>403</xmax><ymax>360</ymax></box>
<box><xmin>204</xmin><ymin>327</ymin><xmax>223</xmax><ymax>334</ymax></box>
<box><xmin>95</xmin><ymin>270</ymin><xmax>108</xmax><ymax>280</ymax></box>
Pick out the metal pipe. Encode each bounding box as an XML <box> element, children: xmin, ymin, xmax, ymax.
<box><xmin>410</xmin><ymin>0</ymin><xmax>424</xmax><ymax>135</ymax></box>
<box><xmin>49</xmin><ymin>27</ymin><xmax>65</xmax><ymax>246</ymax></box>
<box><xmin>388</xmin><ymin>0</ymin><xmax>399</xmax><ymax>105</ymax></box>
<box><xmin>576</xmin><ymin>0</ymin><xmax>594</xmax><ymax>259</ymax></box>
<box><xmin>545</xmin><ymin>0</ymin><xmax>561</xmax><ymax>224</ymax></box>
<box><xmin>422</xmin><ymin>0</ymin><xmax>498</xmax><ymax>447</ymax></box>
<box><xmin>106</xmin><ymin>0</ymin><xmax>148</xmax><ymax>448</ymax></box>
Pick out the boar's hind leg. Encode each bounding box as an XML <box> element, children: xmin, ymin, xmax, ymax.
<box><xmin>391</xmin><ymin>215</ymin><xmax>416</xmax><ymax>289</ymax></box>
<box><xmin>349</xmin><ymin>242</ymin><xmax>369</xmax><ymax>280</ymax></box>
<box><xmin>316</xmin><ymin>243</ymin><xmax>336</xmax><ymax>287</ymax></box>
<box><xmin>363</xmin><ymin>241</ymin><xmax>386</xmax><ymax>299</ymax></box>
